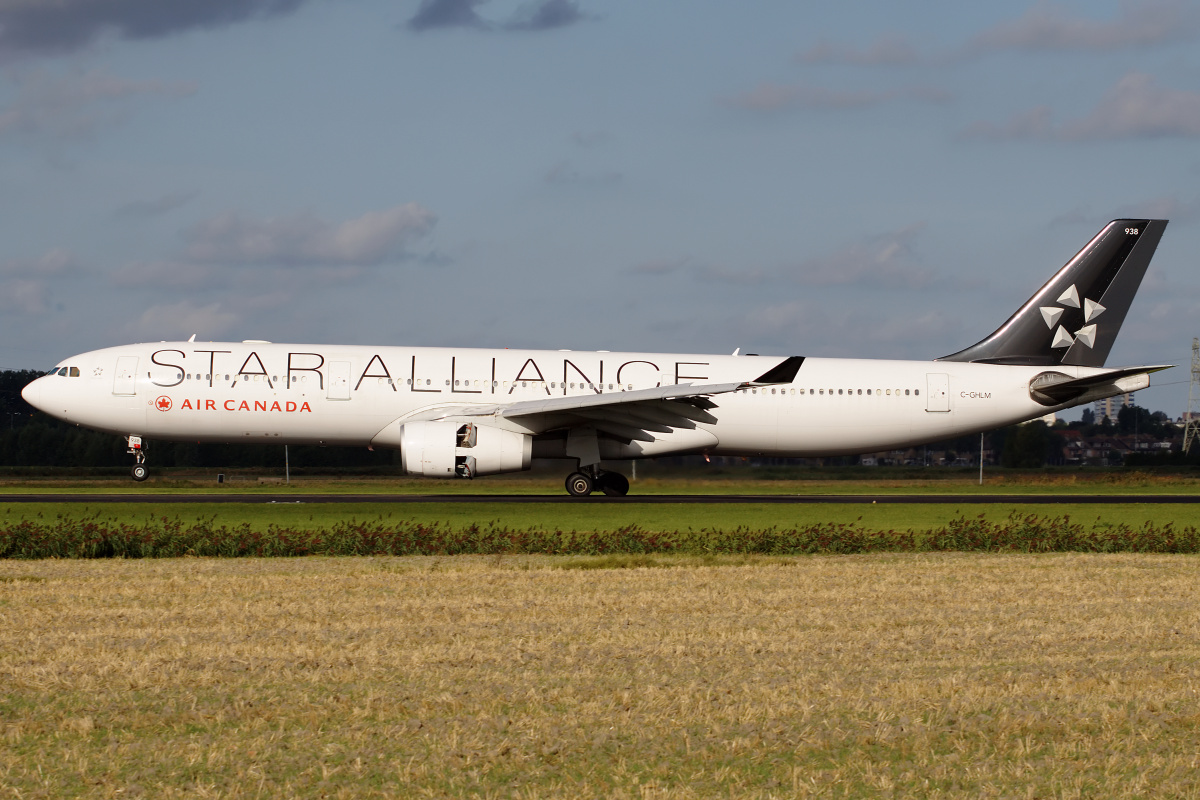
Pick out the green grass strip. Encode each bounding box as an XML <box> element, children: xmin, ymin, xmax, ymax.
<box><xmin>3</xmin><ymin>512</ymin><xmax>1200</xmax><ymax>558</ymax></box>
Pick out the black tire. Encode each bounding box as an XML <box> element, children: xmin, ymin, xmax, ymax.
<box><xmin>599</xmin><ymin>471</ymin><xmax>630</xmax><ymax>497</ymax></box>
<box><xmin>131</xmin><ymin>464</ymin><xmax>149</xmax><ymax>482</ymax></box>
<box><xmin>565</xmin><ymin>472</ymin><xmax>594</xmax><ymax>496</ymax></box>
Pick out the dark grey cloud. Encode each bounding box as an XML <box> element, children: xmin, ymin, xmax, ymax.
<box><xmin>406</xmin><ymin>0</ymin><xmax>588</xmax><ymax>32</ymax></box>
<box><xmin>406</xmin><ymin>0</ymin><xmax>488</xmax><ymax>31</ymax></box>
<box><xmin>0</xmin><ymin>0</ymin><xmax>309</xmax><ymax>57</ymax></box>
<box><xmin>961</xmin><ymin>73</ymin><xmax>1200</xmax><ymax>141</ymax></box>
<box><xmin>506</xmin><ymin>0</ymin><xmax>587</xmax><ymax>31</ymax></box>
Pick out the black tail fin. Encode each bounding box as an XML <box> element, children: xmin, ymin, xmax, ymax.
<box><xmin>939</xmin><ymin>219</ymin><xmax>1167</xmax><ymax>367</ymax></box>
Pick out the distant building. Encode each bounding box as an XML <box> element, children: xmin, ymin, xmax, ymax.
<box><xmin>1094</xmin><ymin>393</ymin><xmax>1135</xmax><ymax>423</ymax></box>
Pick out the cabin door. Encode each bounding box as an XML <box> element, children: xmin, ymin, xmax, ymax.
<box><xmin>327</xmin><ymin>361</ymin><xmax>352</xmax><ymax>400</ymax></box>
<box><xmin>925</xmin><ymin>373</ymin><xmax>949</xmax><ymax>412</ymax></box>
<box><xmin>113</xmin><ymin>356</ymin><xmax>138</xmax><ymax>396</ymax></box>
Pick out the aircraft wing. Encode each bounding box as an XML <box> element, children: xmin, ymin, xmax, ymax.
<box><xmin>500</xmin><ymin>381</ymin><xmax>742</xmax><ymax>442</ymax></box>
<box><xmin>398</xmin><ymin>356</ymin><xmax>805</xmax><ymax>443</ymax></box>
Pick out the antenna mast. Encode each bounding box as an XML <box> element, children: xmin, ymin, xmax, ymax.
<box><xmin>1184</xmin><ymin>338</ymin><xmax>1200</xmax><ymax>453</ymax></box>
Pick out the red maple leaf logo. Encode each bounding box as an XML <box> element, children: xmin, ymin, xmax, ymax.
<box><xmin>155</xmin><ymin>396</ymin><xmax>173</xmax><ymax>412</ymax></box>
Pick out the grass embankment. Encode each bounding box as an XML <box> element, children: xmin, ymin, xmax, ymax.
<box><xmin>4</xmin><ymin>510</ymin><xmax>1200</xmax><ymax>557</ymax></box>
<box><xmin>2</xmin><ymin>555</ymin><xmax>1198</xmax><ymax>797</ymax></box>
<box><xmin>2</xmin><ymin>468</ymin><xmax>1199</xmax><ymax>495</ymax></box>
<box><xmin>7</xmin><ymin>499</ymin><xmax>1200</xmax><ymax>531</ymax></box>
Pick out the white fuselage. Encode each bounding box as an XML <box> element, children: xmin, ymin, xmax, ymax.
<box><xmin>24</xmin><ymin>341</ymin><xmax>1105</xmax><ymax>461</ymax></box>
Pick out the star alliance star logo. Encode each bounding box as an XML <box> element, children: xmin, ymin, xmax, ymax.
<box><xmin>1040</xmin><ymin>284</ymin><xmax>1104</xmax><ymax>349</ymax></box>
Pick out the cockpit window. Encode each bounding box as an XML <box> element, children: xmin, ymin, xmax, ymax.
<box><xmin>56</xmin><ymin>367</ymin><xmax>68</xmax><ymax>376</ymax></box>
<box><xmin>69</xmin><ymin>367</ymin><xmax>80</xmax><ymax>377</ymax></box>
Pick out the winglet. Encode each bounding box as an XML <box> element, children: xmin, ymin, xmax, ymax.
<box><xmin>752</xmin><ymin>356</ymin><xmax>805</xmax><ymax>384</ymax></box>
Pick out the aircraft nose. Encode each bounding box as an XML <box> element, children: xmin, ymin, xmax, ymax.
<box><xmin>21</xmin><ymin>378</ymin><xmax>43</xmax><ymax>412</ymax></box>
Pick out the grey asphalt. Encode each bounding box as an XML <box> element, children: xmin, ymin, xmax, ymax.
<box><xmin>2</xmin><ymin>494</ymin><xmax>1198</xmax><ymax>504</ymax></box>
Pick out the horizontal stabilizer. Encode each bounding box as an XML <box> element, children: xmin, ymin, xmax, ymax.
<box><xmin>1029</xmin><ymin>365</ymin><xmax>1171</xmax><ymax>405</ymax></box>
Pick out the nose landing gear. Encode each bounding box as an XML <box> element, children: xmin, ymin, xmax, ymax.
<box><xmin>127</xmin><ymin>435</ymin><xmax>149</xmax><ymax>482</ymax></box>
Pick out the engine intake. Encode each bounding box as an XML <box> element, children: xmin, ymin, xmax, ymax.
<box><xmin>391</xmin><ymin>421</ymin><xmax>531</xmax><ymax>478</ymax></box>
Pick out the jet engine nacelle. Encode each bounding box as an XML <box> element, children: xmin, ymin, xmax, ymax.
<box><xmin>396</xmin><ymin>421</ymin><xmax>531</xmax><ymax>478</ymax></box>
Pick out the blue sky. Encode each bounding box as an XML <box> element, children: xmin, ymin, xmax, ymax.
<box><xmin>2</xmin><ymin>0</ymin><xmax>1199</xmax><ymax>416</ymax></box>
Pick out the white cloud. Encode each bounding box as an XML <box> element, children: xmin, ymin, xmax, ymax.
<box><xmin>0</xmin><ymin>67</ymin><xmax>195</xmax><ymax>140</ymax></box>
<box><xmin>786</xmin><ymin>224</ymin><xmax>936</xmax><ymax>289</ymax></box>
<box><xmin>960</xmin><ymin>105</ymin><xmax>1054</xmax><ymax>141</ymax></box>
<box><xmin>544</xmin><ymin>160</ymin><xmax>622</xmax><ymax>186</ymax></box>
<box><xmin>183</xmin><ymin>203</ymin><xmax>437</xmax><ymax>266</ymax></box>
<box><xmin>111</xmin><ymin>260</ymin><xmax>218</xmax><ymax>289</ymax></box>
<box><xmin>794</xmin><ymin>2</ymin><xmax>1199</xmax><ymax>74</ymax></box>
<box><xmin>1114</xmin><ymin>195</ymin><xmax>1200</xmax><ymax>222</ymax></box>
<box><xmin>115</xmin><ymin>191</ymin><xmax>199</xmax><ymax>219</ymax></box>
<box><xmin>0</xmin><ymin>278</ymin><xmax>52</xmax><ymax>314</ymax></box>
<box><xmin>962</xmin><ymin>73</ymin><xmax>1200</xmax><ymax>141</ymax></box>
<box><xmin>1061</xmin><ymin>73</ymin><xmax>1200</xmax><ymax>139</ymax></box>
<box><xmin>0</xmin><ymin>248</ymin><xmax>76</xmax><ymax>314</ymax></box>
<box><xmin>627</xmin><ymin>256</ymin><xmax>689</xmax><ymax>276</ymax></box>
<box><xmin>735</xmin><ymin>299</ymin><xmax>965</xmax><ymax>359</ymax></box>
<box><xmin>721</xmin><ymin>83</ymin><xmax>950</xmax><ymax>113</ymax></box>
<box><xmin>796</xmin><ymin>34</ymin><xmax>922</xmax><ymax>66</ymax></box>
<box><xmin>968</xmin><ymin>0</ymin><xmax>1199</xmax><ymax>53</ymax></box>
<box><xmin>0</xmin><ymin>247</ymin><xmax>74</xmax><ymax>276</ymax></box>
<box><xmin>125</xmin><ymin>301</ymin><xmax>239</xmax><ymax>340</ymax></box>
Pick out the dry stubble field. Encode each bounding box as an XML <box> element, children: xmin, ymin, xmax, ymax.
<box><xmin>2</xmin><ymin>554</ymin><xmax>1199</xmax><ymax>798</ymax></box>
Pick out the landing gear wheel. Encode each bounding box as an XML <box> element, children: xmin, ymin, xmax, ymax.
<box><xmin>565</xmin><ymin>472</ymin><xmax>594</xmax><ymax>497</ymax></box>
<box><xmin>131</xmin><ymin>464</ymin><xmax>149</xmax><ymax>482</ymax></box>
<box><xmin>597</xmin><ymin>471</ymin><xmax>630</xmax><ymax>497</ymax></box>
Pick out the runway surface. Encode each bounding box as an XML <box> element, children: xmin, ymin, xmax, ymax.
<box><xmin>3</xmin><ymin>493</ymin><xmax>1199</xmax><ymax>504</ymax></box>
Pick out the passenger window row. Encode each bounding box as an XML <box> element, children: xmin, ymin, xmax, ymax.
<box><xmin>739</xmin><ymin>387</ymin><xmax>920</xmax><ymax>396</ymax></box>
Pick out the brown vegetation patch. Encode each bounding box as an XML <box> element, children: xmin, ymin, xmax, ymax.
<box><xmin>2</xmin><ymin>555</ymin><xmax>1199</xmax><ymax>797</ymax></box>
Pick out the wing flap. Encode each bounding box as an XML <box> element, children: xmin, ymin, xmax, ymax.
<box><xmin>500</xmin><ymin>381</ymin><xmax>742</xmax><ymax>418</ymax></box>
<box><xmin>391</xmin><ymin>380</ymin><xmax>745</xmax><ymax>442</ymax></box>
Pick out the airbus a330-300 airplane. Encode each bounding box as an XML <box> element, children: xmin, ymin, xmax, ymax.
<box><xmin>22</xmin><ymin>219</ymin><xmax>1170</xmax><ymax>495</ymax></box>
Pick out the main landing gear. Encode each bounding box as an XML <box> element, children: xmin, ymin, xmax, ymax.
<box><xmin>127</xmin><ymin>435</ymin><xmax>149</xmax><ymax>482</ymax></box>
<box><xmin>565</xmin><ymin>467</ymin><xmax>630</xmax><ymax>497</ymax></box>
